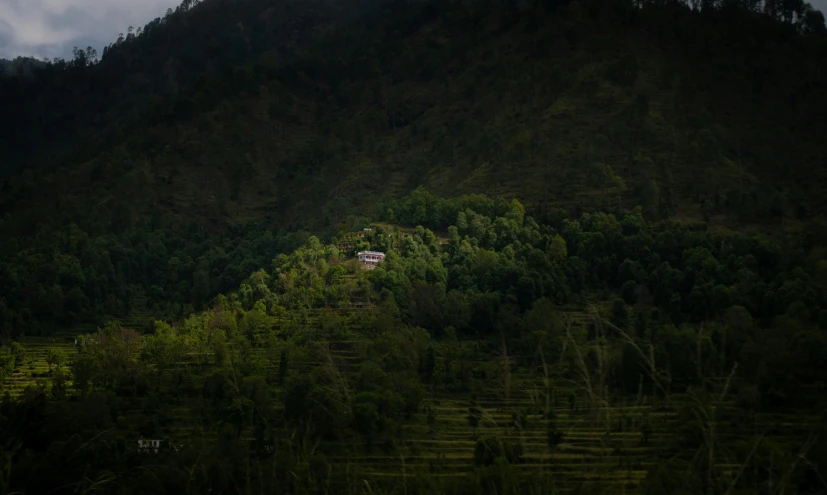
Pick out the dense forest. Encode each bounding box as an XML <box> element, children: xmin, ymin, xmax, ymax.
<box><xmin>0</xmin><ymin>0</ymin><xmax>380</xmax><ymax>174</ymax></box>
<box><xmin>2</xmin><ymin>192</ymin><xmax>827</xmax><ymax>493</ymax></box>
<box><xmin>1</xmin><ymin>0</ymin><xmax>827</xmax><ymax>493</ymax></box>
<box><xmin>2</xmin><ymin>0</ymin><xmax>827</xmax><ymax>341</ymax></box>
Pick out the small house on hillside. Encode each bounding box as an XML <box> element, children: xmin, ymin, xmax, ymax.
<box><xmin>357</xmin><ymin>251</ymin><xmax>385</xmax><ymax>269</ymax></box>
<box><xmin>138</xmin><ymin>439</ymin><xmax>162</xmax><ymax>454</ymax></box>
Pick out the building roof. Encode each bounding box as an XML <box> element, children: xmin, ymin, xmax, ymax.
<box><xmin>357</xmin><ymin>251</ymin><xmax>385</xmax><ymax>256</ymax></box>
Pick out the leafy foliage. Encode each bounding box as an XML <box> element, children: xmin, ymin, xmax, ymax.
<box><xmin>1</xmin><ymin>193</ymin><xmax>826</xmax><ymax>492</ymax></box>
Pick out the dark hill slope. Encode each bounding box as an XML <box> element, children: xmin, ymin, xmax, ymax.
<box><xmin>1</xmin><ymin>0</ymin><xmax>826</xmax><ymax>340</ymax></box>
<box><xmin>0</xmin><ymin>0</ymin><xmax>383</xmax><ymax>176</ymax></box>
<box><xmin>3</xmin><ymin>0</ymin><xmax>824</xmax><ymax>237</ymax></box>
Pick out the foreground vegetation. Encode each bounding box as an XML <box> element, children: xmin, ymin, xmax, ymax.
<box><xmin>2</xmin><ymin>194</ymin><xmax>826</xmax><ymax>493</ymax></box>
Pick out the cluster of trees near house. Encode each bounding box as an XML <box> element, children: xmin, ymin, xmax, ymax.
<box><xmin>1</xmin><ymin>192</ymin><xmax>826</xmax><ymax>493</ymax></box>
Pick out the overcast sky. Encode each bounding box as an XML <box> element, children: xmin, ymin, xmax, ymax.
<box><xmin>0</xmin><ymin>0</ymin><xmax>177</xmax><ymax>60</ymax></box>
<box><xmin>1</xmin><ymin>0</ymin><xmax>827</xmax><ymax>60</ymax></box>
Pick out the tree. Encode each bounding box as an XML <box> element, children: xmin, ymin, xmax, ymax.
<box><xmin>800</xmin><ymin>7</ymin><xmax>826</xmax><ymax>34</ymax></box>
<box><xmin>548</xmin><ymin>234</ymin><xmax>568</xmax><ymax>262</ymax></box>
<box><xmin>45</xmin><ymin>348</ymin><xmax>66</xmax><ymax>372</ymax></box>
<box><xmin>10</xmin><ymin>342</ymin><xmax>26</xmax><ymax>367</ymax></box>
<box><xmin>610</xmin><ymin>298</ymin><xmax>629</xmax><ymax>329</ymax></box>
<box><xmin>50</xmin><ymin>370</ymin><xmax>68</xmax><ymax>399</ymax></box>
<box><xmin>505</xmin><ymin>199</ymin><xmax>525</xmax><ymax>226</ymax></box>
<box><xmin>84</xmin><ymin>46</ymin><xmax>98</xmax><ymax>64</ymax></box>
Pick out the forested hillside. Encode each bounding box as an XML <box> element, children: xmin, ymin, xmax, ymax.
<box><xmin>1</xmin><ymin>1</ymin><xmax>827</xmax><ymax>492</ymax></box>
<box><xmin>0</xmin><ymin>0</ymin><xmax>381</xmax><ymax>175</ymax></box>
<box><xmin>1</xmin><ymin>0</ymin><xmax>825</xmax><ymax>226</ymax></box>
<box><xmin>2</xmin><ymin>193</ymin><xmax>826</xmax><ymax>493</ymax></box>
<box><xmin>1</xmin><ymin>0</ymin><xmax>826</xmax><ymax>341</ymax></box>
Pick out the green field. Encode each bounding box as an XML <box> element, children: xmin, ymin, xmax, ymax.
<box><xmin>3</xmin><ymin>336</ymin><xmax>77</xmax><ymax>397</ymax></box>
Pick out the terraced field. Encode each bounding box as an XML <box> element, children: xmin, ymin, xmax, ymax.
<box><xmin>277</xmin><ymin>335</ymin><xmax>821</xmax><ymax>493</ymax></box>
<box><xmin>2</xmin><ymin>334</ymin><xmax>77</xmax><ymax>397</ymax></box>
<box><xmin>3</xmin><ymin>308</ymin><xmax>820</xmax><ymax>494</ymax></box>
<box><xmin>332</xmin><ymin>336</ymin><xmax>655</xmax><ymax>492</ymax></box>
<box><xmin>356</xmin><ymin>406</ymin><xmax>662</xmax><ymax>492</ymax></box>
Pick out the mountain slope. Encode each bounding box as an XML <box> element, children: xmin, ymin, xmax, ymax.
<box><xmin>1</xmin><ymin>0</ymin><xmax>826</xmax><ymax>338</ymax></box>
<box><xmin>0</xmin><ymin>0</ymin><xmax>386</xmax><ymax>176</ymax></box>
<box><xmin>3</xmin><ymin>0</ymin><xmax>826</xmax><ymax>235</ymax></box>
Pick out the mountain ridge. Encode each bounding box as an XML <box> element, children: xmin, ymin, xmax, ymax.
<box><xmin>2</xmin><ymin>0</ymin><xmax>826</xmax><ymax>233</ymax></box>
<box><xmin>0</xmin><ymin>0</ymin><xmax>394</xmax><ymax>177</ymax></box>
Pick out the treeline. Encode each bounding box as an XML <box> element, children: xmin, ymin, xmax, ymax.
<box><xmin>0</xmin><ymin>222</ymin><xmax>304</xmax><ymax>339</ymax></box>
<box><xmin>0</xmin><ymin>57</ymin><xmax>47</xmax><ymax>77</ymax></box>
<box><xmin>2</xmin><ymin>193</ymin><xmax>826</xmax><ymax>493</ymax></box>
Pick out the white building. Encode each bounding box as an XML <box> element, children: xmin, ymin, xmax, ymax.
<box><xmin>357</xmin><ymin>251</ymin><xmax>385</xmax><ymax>268</ymax></box>
<box><xmin>138</xmin><ymin>439</ymin><xmax>162</xmax><ymax>454</ymax></box>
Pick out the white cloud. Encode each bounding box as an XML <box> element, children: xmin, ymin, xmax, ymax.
<box><xmin>0</xmin><ymin>0</ymin><xmax>176</xmax><ymax>59</ymax></box>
